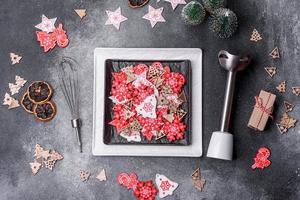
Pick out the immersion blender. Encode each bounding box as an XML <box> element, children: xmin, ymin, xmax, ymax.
<box><xmin>207</xmin><ymin>50</ymin><xmax>251</xmax><ymax>160</ymax></box>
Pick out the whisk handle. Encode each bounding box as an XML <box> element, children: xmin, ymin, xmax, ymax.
<box><xmin>71</xmin><ymin>119</ymin><xmax>82</xmax><ymax>153</ymax></box>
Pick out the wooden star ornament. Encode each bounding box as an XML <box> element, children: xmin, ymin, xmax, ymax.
<box><xmin>10</xmin><ymin>53</ymin><xmax>22</xmax><ymax>65</ymax></box>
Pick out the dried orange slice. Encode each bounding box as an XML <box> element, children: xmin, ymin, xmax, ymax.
<box><xmin>27</xmin><ymin>81</ymin><xmax>53</xmax><ymax>104</ymax></box>
<box><xmin>21</xmin><ymin>92</ymin><xmax>36</xmax><ymax>113</ymax></box>
<box><xmin>34</xmin><ymin>101</ymin><xmax>56</xmax><ymax>122</ymax></box>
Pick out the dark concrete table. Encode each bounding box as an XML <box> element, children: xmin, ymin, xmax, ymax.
<box><xmin>0</xmin><ymin>0</ymin><xmax>299</xmax><ymax>199</ymax></box>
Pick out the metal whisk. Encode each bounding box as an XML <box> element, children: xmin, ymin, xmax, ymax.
<box><xmin>57</xmin><ymin>56</ymin><xmax>82</xmax><ymax>152</ymax></box>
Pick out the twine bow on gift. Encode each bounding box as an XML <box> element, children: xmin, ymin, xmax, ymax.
<box><xmin>254</xmin><ymin>96</ymin><xmax>273</xmax><ymax>119</ymax></box>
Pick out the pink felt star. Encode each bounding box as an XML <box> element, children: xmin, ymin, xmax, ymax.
<box><xmin>142</xmin><ymin>6</ymin><xmax>166</xmax><ymax>28</ymax></box>
<box><xmin>105</xmin><ymin>7</ymin><xmax>128</xmax><ymax>30</ymax></box>
<box><xmin>164</xmin><ymin>0</ymin><xmax>186</xmax><ymax>10</ymax></box>
<box><xmin>35</xmin><ymin>15</ymin><xmax>57</xmax><ymax>33</ymax></box>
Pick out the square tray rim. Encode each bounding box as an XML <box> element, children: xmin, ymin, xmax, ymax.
<box><xmin>93</xmin><ymin>48</ymin><xmax>202</xmax><ymax>157</ymax></box>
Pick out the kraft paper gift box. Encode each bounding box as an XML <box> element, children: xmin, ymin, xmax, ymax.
<box><xmin>248</xmin><ymin>90</ymin><xmax>276</xmax><ymax>131</ymax></box>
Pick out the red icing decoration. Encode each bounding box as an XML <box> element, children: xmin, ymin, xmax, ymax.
<box><xmin>36</xmin><ymin>31</ymin><xmax>57</xmax><ymax>52</ymax></box>
<box><xmin>162</xmin><ymin>116</ymin><xmax>185</xmax><ymax>141</ymax></box>
<box><xmin>252</xmin><ymin>147</ymin><xmax>271</xmax><ymax>170</ymax></box>
<box><xmin>54</xmin><ymin>24</ymin><xmax>69</xmax><ymax>48</ymax></box>
<box><xmin>36</xmin><ymin>23</ymin><xmax>69</xmax><ymax>52</ymax></box>
<box><xmin>133</xmin><ymin>64</ymin><xmax>148</xmax><ymax>75</ymax></box>
<box><xmin>160</xmin><ymin>180</ymin><xmax>171</xmax><ymax>191</ymax></box>
<box><xmin>133</xmin><ymin>180</ymin><xmax>158</xmax><ymax>200</ymax></box>
<box><xmin>151</xmin><ymin>61</ymin><xmax>163</xmax><ymax>70</ymax></box>
<box><xmin>117</xmin><ymin>172</ymin><xmax>139</xmax><ymax>190</ymax></box>
<box><xmin>109</xmin><ymin>118</ymin><xmax>128</xmax><ymax>133</ymax></box>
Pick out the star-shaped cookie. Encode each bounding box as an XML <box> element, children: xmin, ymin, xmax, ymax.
<box><xmin>35</xmin><ymin>14</ymin><xmax>57</xmax><ymax>33</ymax></box>
<box><xmin>105</xmin><ymin>7</ymin><xmax>128</xmax><ymax>30</ymax></box>
<box><xmin>142</xmin><ymin>5</ymin><xmax>166</xmax><ymax>28</ymax></box>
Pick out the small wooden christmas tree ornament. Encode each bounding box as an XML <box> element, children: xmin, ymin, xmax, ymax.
<box><xmin>269</xmin><ymin>47</ymin><xmax>280</xmax><ymax>59</ymax></box>
<box><xmin>191</xmin><ymin>168</ymin><xmax>201</xmax><ymax>180</ymax></box>
<box><xmin>292</xmin><ymin>86</ymin><xmax>300</xmax><ymax>96</ymax></box>
<box><xmin>250</xmin><ymin>29</ymin><xmax>262</xmax><ymax>42</ymax></box>
<box><xmin>284</xmin><ymin>101</ymin><xmax>294</xmax><ymax>112</ymax></box>
<box><xmin>264</xmin><ymin>67</ymin><xmax>277</xmax><ymax>77</ymax></box>
<box><xmin>276</xmin><ymin>81</ymin><xmax>286</xmax><ymax>93</ymax></box>
<box><xmin>276</xmin><ymin>123</ymin><xmax>288</xmax><ymax>134</ymax></box>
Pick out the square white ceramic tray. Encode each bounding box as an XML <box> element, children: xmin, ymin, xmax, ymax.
<box><xmin>93</xmin><ymin>48</ymin><xmax>202</xmax><ymax>157</ymax></box>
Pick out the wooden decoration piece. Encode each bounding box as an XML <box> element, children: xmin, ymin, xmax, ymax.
<box><xmin>276</xmin><ymin>81</ymin><xmax>286</xmax><ymax>93</ymax></box>
<box><xmin>44</xmin><ymin>159</ymin><xmax>56</xmax><ymax>170</ymax></box>
<box><xmin>163</xmin><ymin>113</ymin><xmax>174</xmax><ymax>123</ymax></box>
<box><xmin>147</xmin><ymin>65</ymin><xmax>162</xmax><ymax>80</ymax></box>
<box><xmin>96</xmin><ymin>169</ymin><xmax>107</xmax><ymax>182</ymax></box>
<box><xmin>8</xmin><ymin>98</ymin><xmax>20</xmax><ymax>109</ymax></box>
<box><xmin>80</xmin><ymin>170</ymin><xmax>91</xmax><ymax>182</ymax></box>
<box><xmin>30</xmin><ymin>160</ymin><xmax>42</xmax><ymax>175</ymax></box>
<box><xmin>74</xmin><ymin>9</ymin><xmax>87</xmax><ymax>19</ymax></box>
<box><xmin>34</xmin><ymin>144</ymin><xmax>51</xmax><ymax>159</ymax></box>
<box><xmin>269</xmin><ymin>47</ymin><xmax>280</xmax><ymax>59</ymax></box>
<box><xmin>126</xmin><ymin>73</ymin><xmax>136</xmax><ymax>83</ymax></box>
<box><xmin>169</xmin><ymin>103</ymin><xmax>177</xmax><ymax>113</ymax></box>
<box><xmin>124</xmin><ymin>100</ymin><xmax>133</xmax><ymax>109</ymax></box>
<box><xmin>280</xmin><ymin>113</ymin><xmax>297</xmax><ymax>129</ymax></box>
<box><xmin>276</xmin><ymin>123</ymin><xmax>288</xmax><ymax>134</ymax></box>
<box><xmin>10</xmin><ymin>53</ymin><xmax>22</xmax><ymax>65</ymax></box>
<box><xmin>194</xmin><ymin>179</ymin><xmax>206</xmax><ymax>191</ymax></box>
<box><xmin>3</xmin><ymin>93</ymin><xmax>20</xmax><ymax>109</ymax></box>
<box><xmin>153</xmin><ymin>76</ymin><xmax>164</xmax><ymax>88</ymax></box>
<box><xmin>176</xmin><ymin>109</ymin><xmax>187</xmax><ymax>120</ymax></box>
<box><xmin>191</xmin><ymin>168</ymin><xmax>201</xmax><ymax>180</ymax></box>
<box><xmin>250</xmin><ymin>29</ymin><xmax>262</xmax><ymax>42</ymax></box>
<box><xmin>292</xmin><ymin>87</ymin><xmax>300</xmax><ymax>96</ymax></box>
<box><xmin>161</xmin><ymin>85</ymin><xmax>173</xmax><ymax>94</ymax></box>
<box><xmin>50</xmin><ymin>150</ymin><xmax>64</xmax><ymax>161</ymax></box>
<box><xmin>155</xmin><ymin>130</ymin><xmax>166</xmax><ymax>140</ymax></box>
<box><xmin>123</xmin><ymin>109</ymin><xmax>135</xmax><ymax>120</ymax></box>
<box><xmin>130</xmin><ymin>120</ymin><xmax>142</xmax><ymax>132</ymax></box>
<box><xmin>157</xmin><ymin>95</ymin><xmax>169</xmax><ymax>106</ymax></box>
<box><xmin>284</xmin><ymin>101</ymin><xmax>294</xmax><ymax>112</ymax></box>
<box><xmin>264</xmin><ymin>67</ymin><xmax>277</xmax><ymax>77</ymax></box>
<box><xmin>178</xmin><ymin>91</ymin><xmax>187</xmax><ymax>102</ymax></box>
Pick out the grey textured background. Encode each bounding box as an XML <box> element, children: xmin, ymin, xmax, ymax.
<box><xmin>0</xmin><ymin>0</ymin><xmax>299</xmax><ymax>199</ymax></box>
